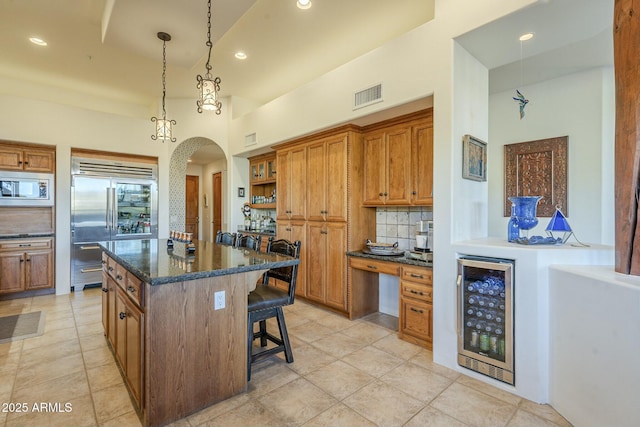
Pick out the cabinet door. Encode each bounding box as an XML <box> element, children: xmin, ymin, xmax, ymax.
<box><xmin>0</xmin><ymin>147</ymin><xmax>24</xmax><ymax>171</ymax></box>
<box><xmin>25</xmin><ymin>250</ymin><xmax>53</xmax><ymax>290</ymax></box>
<box><xmin>385</xmin><ymin>126</ymin><xmax>412</xmax><ymax>205</ymax></box>
<box><xmin>400</xmin><ymin>297</ymin><xmax>433</xmax><ymax>343</ymax></box>
<box><xmin>250</xmin><ymin>160</ymin><xmax>264</xmax><ymax>183</ymax></box>
<box><xmin>325</xmin><ymin>135</ymin><xmax>347</xmax><ymax>222</ymax></box>
<box><xmin>107</xmin><ymin>276</ymin><xmax>117</xmax><ymax>348</ymax></box>
<box><xmin>276</xmin><ymin>151</ymin><xmax>291</xmax><ymax>220</ymax></box>
<box><xmin>101</xmin><ymin>272</ymin><xmax>109</xmax><ymax>334</ymax></box>
<box><xmin>324</xmin><ymin>222</ymin><xmax>347</xmax><ymax>311</ymax></box>
<box><xmin>411</xmin><ymin>121</ymin><xmax>434</xmax><ymax>205</ymax></box>
<box><xmin>362</xmin><ymin>132</ymin><xmax>386</xmax><ymax>205</ymax></box>
<box><xmin>23</xmin><ymin>150</ymin><xmax>54</xmax><ymax>173</ymax></box>
<box><xmin>115</xmin><ymin>290</ymin><xmax>128</xmax><ymax>368</ymax></box>
<box><xmin>305</xmin><ymin>222</ymin><xmax>325</xmax><ymax>303</ymax></box>
<box><xmin>0</xmin><ymin>252</ymin><xmax>24</xmax><ymax>293</ymax></box>
<box><xmin>125</xmin><ymin>300</ymin><xmax>144</xmax><ymax>407</ymax></box>
<box><xmin>306</xmin><ymin>141</ymin><xmax>326</xmax><ymax>222</ymax></box>
<box><xmin>266</xmin><ymin>157</ymin><xmax>276</xmax><ymax>180</ymax></box>
<box><xmin>276</xmin><ymin>220</ymin><xmax>306</xmax><ymax>297</ymax></box>
<box><xmin>289</xmin><ymin>146</ymin><xmax>306</xmax><ymax>220</ymax></box>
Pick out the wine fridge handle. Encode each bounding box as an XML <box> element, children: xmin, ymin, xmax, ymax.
<box><xmin>456</xmin><ymin>274</ymin><xmax>462</xmax><ymax>336</ymax></box>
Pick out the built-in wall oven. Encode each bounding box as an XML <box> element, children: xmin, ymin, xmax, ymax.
<box><xmin>457</xmin><ymin>255</ymin><xmax>515</xmax><ymax>385</ymax></box>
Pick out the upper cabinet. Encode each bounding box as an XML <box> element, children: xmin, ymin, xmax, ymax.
<box><xmin>276</xmin><ymin>146</ymin><xmax>306</xmax><ymax>220</ymax></box>
<box><xmin>306</xmin><ymin>133</ymin><xmax>348</xmax><ymax>222</ymax></box>
<box><xmin>250</xmin><ymin>153</ymin><xmax>276</xmax><ymax>184</ymax></box>
<box><xmin>0</xmin><ymin>141</ymin><xmax>55</xmax><ymax>173</ymax></box>
<box><xmin>362</xmin><ymin>109</ymin><xmax>433</xmax><ymax>207</ymax></box>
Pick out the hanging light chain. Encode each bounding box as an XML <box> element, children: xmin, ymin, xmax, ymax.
<box><xmin>205</xmin><ymin>0</ymin><xmax>213</xmax><ymax>78</ymax></box>
<box><xmin>161</xmin><ymin>36</ymin><xmax>168</xmax><ymax>118</ymax></box>
<box><xmin>152</xmin><ymin>32</ymin><xmax>176</xmax><ymax>142</ymax></box>
<box><xmin>196</xmin><ymin>0</ymin><xmax>222</xmax><ymax>114</ymax></box>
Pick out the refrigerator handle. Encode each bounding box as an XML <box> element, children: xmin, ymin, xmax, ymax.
<box><xmin>111</xmin><ymin>188</ymin><xmax>117</xmax><ymax>231</ymax></box>
<box><xmin>106</xmin><ymin>188</ymin><xmax>111</xmax><ymax>230</ymax></box>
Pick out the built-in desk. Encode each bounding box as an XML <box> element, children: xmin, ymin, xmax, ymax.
<box><xmin>347</xmin><ymin>251</ymin><xmax>433</xmax><ymax>349</ymax></box>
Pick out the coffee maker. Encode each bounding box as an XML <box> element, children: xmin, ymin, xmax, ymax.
<box><xmin>409</xmin><ymin>220</ymin><xmax>433</xmax><ymax>262</ymax></box>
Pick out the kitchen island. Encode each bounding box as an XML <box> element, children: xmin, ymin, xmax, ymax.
<box><xmin>100</xmin><ymin>239</ymin><xmax>299</xmax><ymax>427</ymax></box>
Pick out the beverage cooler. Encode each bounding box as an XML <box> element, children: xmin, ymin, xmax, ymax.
<box><xmin>457</xmin><ymin>256</ymin><xmax>515</xmax><ymax>385</ymax></box>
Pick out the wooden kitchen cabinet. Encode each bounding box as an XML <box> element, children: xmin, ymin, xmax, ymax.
<box><xmin>276</xmin><ymin>146</ymin><xmax>306</xmax><ymax>220</ymax></box>
<box><xmin>115</xmin><ymin>286</ymin><xmax>144</xmax><ymax>408</ymax></box>
<box><xmin>306</xmin><ymin>134</ymin><xmax>348</xmax><ymax>222</ymax></box>
<box><xmin>0</xmin><ymin>141</ymin><xmax>55</xmax><ymax>172</ymax></box>
<box><xmin>249</xmin><ymin>153</ymin><xmax>276</xmax><ymax>184</ymax></box>
<box><xmin>276</xmin><ymin>219</ymin><xmax>306</xmax><ymax>297</ymax></box>
<box><xmin>306</xmin><ymin>221</ymin><xmax>347</xmax><ymax>311</ymax></box>
<box><xmin>0</xmin><ymin>238</ymin><xmax>54</xmax><ymax>294</ymax></box>
<box><xmin>362</xmin><ymin>109</ymin><xmax>433</xmax><ymax>206</ymax></box>
<box><xmin>399</xmin><ymin>265</ymin><xmax>433</xmax><ymax>349</ymax></box>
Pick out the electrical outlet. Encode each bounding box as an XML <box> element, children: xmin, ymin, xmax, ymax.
<box><xmin>214</xmin><ymin>291</ymin><xmax>225</xmax><ymax>310</ymax></box>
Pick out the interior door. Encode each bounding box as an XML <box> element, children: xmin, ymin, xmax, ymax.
<box><xmin>185</xmin><ymin>175</ymin><xmax>199</xmax><ymax>240</ymax></box>
<box><xmin>212</xmin><ymin>172</ymin><xmax>222</xmax><ymax>237</ymax></box>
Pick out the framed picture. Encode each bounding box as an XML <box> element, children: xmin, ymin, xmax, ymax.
<box><xmin>504</xmin><ymin>136</ymin><xmax>568</xmax><ymax>217</ymax></box>
<box><xmin>237</xmin><ymin>187</ymin><xmax>245</xmax><ymax>198</ymax></box>
<box><xmin>462</xmin><ymin>135</ymin><xmax>487</xmax><ymax>181</ymax></box>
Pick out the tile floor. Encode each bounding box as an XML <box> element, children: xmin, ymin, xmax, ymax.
<box><xmin>0</xmin><ymin>288</ymin><xmax>572</xmax><ymax>427</ymax></box>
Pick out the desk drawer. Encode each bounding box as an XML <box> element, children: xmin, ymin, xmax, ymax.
<box><xmin>401</xmin><ymin>265</ymin><xmax>432</xmax><ymax>284</ymax></box>
<box><xmin>401</xmin><ymin>281</ymin><xmax>432</xmax><ymax>303</ymax></box>
<box><xmin>350</xmin><ymin>257</ymin><xmax>400</xmax><ymax>276</ymax></box>
<box><xmin>125</xmin><ymin>272</ymin><xmax>144</xmax><ymax>308</ymax></box>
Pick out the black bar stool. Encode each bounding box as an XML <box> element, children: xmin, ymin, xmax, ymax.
<box><xmin>235</xmin><ymin>233</ymin><xmax>262</xmax><ymax>251</ymax></box>
<box><xmin>247</xmin><ymin>239</ymin><xmax>301</xmax><ymax>380</ymax></box>
<box><xmin>215</xmin><ymin>231</ymin><xmax>237</xmax><ymax>246</ymax></box>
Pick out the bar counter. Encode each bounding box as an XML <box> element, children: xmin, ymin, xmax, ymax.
<box><xmin>99</xmin><ymin>238</ymin><xmax>299</xmax><ymax>427</ymax></box>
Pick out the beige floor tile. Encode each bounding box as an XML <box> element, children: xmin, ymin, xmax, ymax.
<box><xmin>0</xmin><ymin>347</ymin><xmax>21</xmax><ymax>375</ymax></box>
<box><xmin>343</xmin><ymin>380</ymin><xmax>424</xmax><ymax>427</ymax></box>
<box><xmin>5</xmin><ymin>395</ymin><xmax>97</xmax><ymax>427</ymax></box>
<box><xmin>409</xmin><ymin>350</ymin><xmax>462</xmax><ymax>380</ymax></box>
<box><xmin>371</xmin><ymin>333</ymin><xmax>424</xmax><ymax>360</ymax></box>
<box><xmin>19</xmin><ymin>339</ymin><xmax>82</xmax><ymax>368</ymax></box>
<box><xmin>247</xmin><ymin>361</ymin><xmax>300</xmax><ymax>398</ymax></box>
<box><xmin>14</xmin><ymin>353</ymin><xmax>85</xmax><ymax>389</ymax></box>
<box><xmin>100</xmin><ymin>410</ymin><xmax>142</xmax><ymax>427</ymax></box>
<box><xmin>79</xmin><ymin>332</ymin><xmax>109</xmax><ymax>352</ymax></box>
<box><xmin>0</xmin><ymin>298</ymin><xmax>32</xmax><ymax>312</ymax></box>
<box><xmin>91</xmin><ymin>382</ymin><xmax>137</xmax><ymax>425</ymax></box>
<box><xmin>200</xmin><ymin>399</ymin><xmax>287</xmax><ymax>427</ymax></box>
<box><xmin>404</xmin><ymin>405</ymin><xmax>468</xmax><ymax>427</ymax></box>
<box><xmin>341</xmin><ymin>345</ymin><xmax>404</xmax><ymax>378</ymax></box>
<box><xmin>0</xmin><ymin>339</ymin><xmax>23</xmax><ymax>356</ymax></box>
<box><xmin>507</xmin><ymin>408</ymin><xmax>569</xmax><ymax>427</ymax></box>
<box><xmin>257</xmin><ymin>377</ymin><xmax>337</xmax><ymax>425</ymax></box>
<box><xmin>73</xmin><ymin>305</ymin><xmax>102</xmax><ymax>325</ymax></box>
<box><xmin>76</xmin><ymin>321</ymin><xmax>104</xmax><ymax>339</ymax></box>
<box><xmin>340</xmin><ymin>321</ymin><xmax>391</xmax><ymax>344</ymax></box>
<box><xmin>431</xmin><ymin>382</ymin><xmax>517</xmax><ymax>427</ymax></box>
<box><xmin>518</xmin><ymin>400</ymin><xmax>573</xmax><ymax>427</ymax></box>
<box><xmin>380</xmin><ymin>361</ymin><xmax>453</xmax><ymax>403</ymax></box>
<box><xmin>312</xmin><ymin>312</ymin><xmax>355</xmax><ymax>332</ymax></box>
<box><xmin>309</xmin><ymin>331</ymin><xmax>367</xmax><ymax>359</ymax></box>
<box><xmin>86</xmin><ymin>361</ymin><xmax>124</xmax><ymax>393</ymax></box>
<box><xmin>303</xmin><ymin>402</ymin><xmax>377</xmax><ymax>427</ymax></box>
<box><xmin>82</xmin><ymin>344</ymin><xmax>116</xmax><ymax>369</ymax></box>
<box><xmin>456</xmin><ymin>374</ymin><xmax>522</xmax><ymax>406</ymax></box>
<box><xmin>187</xmin><ymin>390</ymin><xmax>253</xmax><ymax>426</ymax></box>
<box><xmin>278</xmin><ymin>310</ymin><xmax>311</xmax><ymax>328</ymax></box>
<box><xmin>305</xmin><ymin>360</ymin><xmax>375</xmax><ymax>400</ymax></box>
<box><xmin>289</xmin><ymin>321</ymin><xmax>335</xmax><ymax>343</ymax></box>
<box><xmin>11</xmin><ymin>370</ymin><xmax>90</xmax><ymax>410</ymax></box>
<box><xmin>20</xmin><ymin>326</ymin><xmax>78</xmax><ymax>351</ymax></box>
<box><xmin>285</xmin><ymin>343</ymin><xmax>336</xmax><ymax>375</ymax></box>
<box><xmin>44</xmin><ymin>308</ymin><xmax>75</xmax><ymax>321</ymax></box>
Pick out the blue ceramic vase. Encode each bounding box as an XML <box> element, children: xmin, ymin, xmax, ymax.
<box><xmin>508</xmin><ymin>196</ymin><xmax>542</xmax><ymax>231</ymax></box>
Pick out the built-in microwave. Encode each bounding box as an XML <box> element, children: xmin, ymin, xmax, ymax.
<box><xmin>0</xmin><ymin>171</ymin><xmax>54</xmax><ymax>206</ymax></box>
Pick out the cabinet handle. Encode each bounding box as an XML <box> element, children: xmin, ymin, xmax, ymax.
<box><xmin>116</xmin><ymin>274</ymin><xmax>123</xmax><ymax>280</ymax></box>
<box><xmin>412</xmin><ymin>191</ymin><xmax>417</xmax><ymax>195</ymax></box>
<box><xmin>384</xmin><ymin>192</ymin><xmax>388</xmax><ymax>196</ymax></box>
<box><xmin>410</xmin><ymin>307</ymin><xmax>424</xmax><ymax>314</ymax></box>
<box><xmin>18</xmin><ymin>160</ymin><xmax>23</xmax><ymax>165</ymax></box>
<box><xmin>26</xmin><ymin>258</ymin><xmax>31</xmax><ymax>262</ymax></box>
<box><xmin>102</xmin><ymin>287</ymin><xmax>108</xmax><ymax>293</ymax></box>
<box><xmin>18</xmin><ymin>244</ymin><xmax>32</xmax><ymax>247</ymax></box>
<box><xmin>127</xmin><ymin>286</ymin><xmax>136</xmax><ymax>293</ymax></box>
<box><xmin>20</xmin><ymin>258</ymin><xmax>24</xmax><ymax>263</ymax></box>
<box><xmin>119</xmin><ymin>312</ymin><xmax>126</xmax><ymax>320</ymax></box>
<box><xmin>367</xmin><ymin>265</ymin><xmax>378</xmax><ymax>270</ymax></box>
<box><xmin>410</xmin><ymin>273</ymin><xmax>424</xmax><ymax>279</ymax></box>
<box><xmin>108</xmin><ymin>266</ymin><xmax>114</xmax><ymax>272</ymax></box>
<box><xmin>379</xmin><ymin>192</ymin><xmax>384</xmax><ymax>197</ymax></box>
<box><xmin>101</xmin><ymin>260</ymin><xmax>106</xmax><ymax>265</ymax></box>
<box><xmin>24</xmin><ymin>161</ymin><xmax>29</xmax><ymax>165</ymax></box>
<box><xmin>321</xmin><ymin>230</ymin><xmax>328</xmax><ymax>234</ymax></box>
<box><xmin>410</xmin><ymin>289</ymin><xmax>424</xmax><ymax>296</ymax></box>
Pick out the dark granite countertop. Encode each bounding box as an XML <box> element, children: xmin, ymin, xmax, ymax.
<box><xmin>100</xmin><ymin>238</ymin><xmax>299</xmax><ymax>286</ymax></box>
<box><xmin>347</xmin><ymin>250</ymin><xmax>432</xmax><ymax>268</ymax></box>
<box><xmin>0</xmin><ymin>233</ymin><xmax>55</xmax><ymax>240</ymax></box>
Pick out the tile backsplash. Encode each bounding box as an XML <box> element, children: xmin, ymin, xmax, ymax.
<box><xmin>376</xmin><ymin>206</ymin><xmax>433</xmax><ymax>250</ymax></box>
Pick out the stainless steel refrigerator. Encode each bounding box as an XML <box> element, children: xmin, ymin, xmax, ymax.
<box><xmin>71</xmin><ymin>157</ymin><xmax>158</xmax><ymax>290</ymax></box>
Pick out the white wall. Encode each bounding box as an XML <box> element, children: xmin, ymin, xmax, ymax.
<box><xmin>488</xmin><ymin>67</ymin><xmax>615</xmax><ymax>244</ymax></box>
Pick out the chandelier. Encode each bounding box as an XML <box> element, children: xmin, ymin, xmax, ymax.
<box><xmin>196</xmin><ymin>0</ymin><xmax>222</xmax><ymax>114</ymax></box>
<box><xmin>151</xmin><ymin>32</ymin><xmax>176</xmax><ymax>142</ymax></box>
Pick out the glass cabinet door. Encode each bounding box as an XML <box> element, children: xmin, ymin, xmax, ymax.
<box><xmin>266</xmin><ymin>158</ymin><xmax>276</xmax><ymax>180</ymax></box>
<box><xmin>114</xmin><ymin>182</ymin><xmax>152</xmax><ymax>235</ymax></box>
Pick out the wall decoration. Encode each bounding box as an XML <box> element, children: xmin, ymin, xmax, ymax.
<box><xmin>512</xmin><ymin>89</ymin><xmax>529</xmax><ymax>119</ymax></box>
<box><xmin>504</xmin><ymin>136</ymin><xmax>568</xmax><ymax>217</ymax></box>
<box><xmin>237</xmin><ymin>187</ymin><xmax>245</xmax><ymax>198</ymax></box>
<box><xmin>462</xmin><ymin>134</ymin><xmax>487</xmax><ymax>181</ymax></box>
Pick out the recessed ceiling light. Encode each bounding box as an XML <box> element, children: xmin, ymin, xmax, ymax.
<box><xmin>297</xmin><ymin>0</ymin><xmax>312</xmax><ymax>10</ymax></box>
<box><xmin>235</xmin><ymin>51</ymin><xmax>247</xmax><ymax>60</ymax></box>
<box><xmin>29</xmin><ymin>37</ymin><xmax>47</xmax><ymax>46</ymax></box>
<box><xmin>519</xmin><ymin>33</ymin><xmax>534</xmax><ymax>41</ymax></box>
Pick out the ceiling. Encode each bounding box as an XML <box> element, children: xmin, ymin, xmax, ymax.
<box><xmin>0</xmin><ymin>0</ymin><xmax>613</xmax><ymax>164</ymax></box>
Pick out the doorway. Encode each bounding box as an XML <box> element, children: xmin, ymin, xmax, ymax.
<box><xmin>212</xmin><ymin>172</ymin><xmax>222</xmax><ymax>237</ymax></box>
<box><xmin>185</xmin><ymin>175</ymin><xmax>199</xmax><ymax>240</ymax></box>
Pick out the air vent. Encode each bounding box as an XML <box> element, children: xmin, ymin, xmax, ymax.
<box><xmin>72</xmin><ymin>157</ymin><xmax>157</xmax><ymax>180</ymax></box>
<box><xmin>353</xmin><ymin>83</ymin><xmax>383</xmax><ymax>110</ymax></box>
<box><xmin>245</xmin><ymin>133</ymin><xmax>257</xmax><ymax>147</ymax></box>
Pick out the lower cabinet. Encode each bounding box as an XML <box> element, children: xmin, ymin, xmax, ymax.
<box><xmin>276</xmin><ymin>220</ymin><xmax>306</xmax><ymax>297</ymax></box>
<box><xmin>102</xmin><ymin>253</ymin><xmax>144</xmax><ymax>410</ymax></box>
<box><xmin>0</xmin><ymin>238</ymin><xmax>54</xmax><ymax>294</ymax></box>
<box><xmin>399</xmin><ymin>265</ymin><xmax>433</xmax><ymax>349</ymax></box>
<box><xmin>306</xmin><ymin>221</ymin><xmax>347</xmax><ymax>312</ymax></box>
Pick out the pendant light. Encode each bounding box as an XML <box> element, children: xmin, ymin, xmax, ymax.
<box><xmin>196</xmin><ymin>0</ymin><xmax>222</xmax><ymax>114</ymax></box>
<box><xmin>151</xmin><ymin>32</ymin><xmax>176</xmax><ymax>142</ymax></box>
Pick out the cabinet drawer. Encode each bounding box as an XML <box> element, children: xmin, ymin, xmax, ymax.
<box><xmin>106</xmin><ymin>256</ymin><xmax>118</xmax><ymax>279</ymax></box>
<box><xmin>350</xmin><ymin>256</ymin><xmax>400</xmax><ymax>276</ymax></box>
<box><xmin>401</xmin><ymin>265</ymin><xmax>432</xmax><ymax>284</ymax></box>
<box><xmin>0</xmin><ymin>239</ymin><xmax>51</xmax><ymax>250</ymax></box>
<box><xmin>401</xmin><ymin>280</ymin><xmax>432</xmax><ymax>303</ymax></box>
<box><xmin>400</xmin><ymin>298</ymin><xmax>432</xmax><ymax>342</ymax></box>
<box><xmin>125</xmin><ymin>272</ymin><xmax>144</xmax><ymax>308</ymax></box>
<box><xmin>115</xmin><ymin>263</ymin><xmax>127</xmax><ymax>289</ymax></box>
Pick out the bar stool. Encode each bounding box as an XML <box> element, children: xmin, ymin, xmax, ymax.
<box><xmin>247</xmin><ymin>239</ymin><xmax>301</xmax><ymax>380</ymax></box>
<box><xmin>215</xmin><ymin>231</ymin><xmax>237</xmax><ymax>246</ymax></box>
<box><xmin>235</xmin><ymin>233</ymin><xmax>262</xmax><ymax>251</ymax></box>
